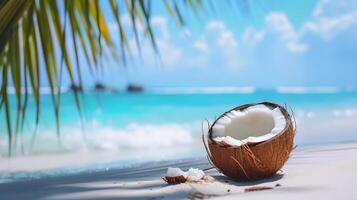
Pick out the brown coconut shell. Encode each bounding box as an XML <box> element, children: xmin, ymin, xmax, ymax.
<box><xmin>206</xmin><ymin>102</ymin><xmax>295</xmax><ymax>181</ymax></box>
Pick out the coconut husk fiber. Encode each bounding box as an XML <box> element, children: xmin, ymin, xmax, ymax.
<box><xmin>205</xmin><ymin>102</ymin><xmax>295</xmax><ymax>181</ymax></box>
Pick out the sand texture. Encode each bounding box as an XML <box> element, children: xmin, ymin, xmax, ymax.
<box><xmin>0</xmin><ymin>142</ymin><xmax>357</xmax><ymax>199</ymax></box>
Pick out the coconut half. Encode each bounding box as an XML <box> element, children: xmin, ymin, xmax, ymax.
<box><xmin>206</xmin><ymin>102</ymin><xmax>295</xmax><ymax>180</ymax></box>
<box><xmin>212</xmin><ymin>104</ymin><xmax>286</xmax><ymax>146</ymax></box>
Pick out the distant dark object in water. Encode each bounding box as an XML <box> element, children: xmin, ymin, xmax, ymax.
<box><xmin>69</xmin><ymin>84</ymin><xmax>83</xmax><ymax>92</ymax></box>
<box><xmin>95</xmin><ymin>83</ymin><xmax>106</xmax><ymax>91</ymax></box>
<box><xmin>127</xmin><ymin>84</ymin><xmax>143</xmax><ymax>93</ymax></box>
<box><xmin>94</xmin><ymin>83</ymin><xmax>118</xmax><ymax>93</ymax></box>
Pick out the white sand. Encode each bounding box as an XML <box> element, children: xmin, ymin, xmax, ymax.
<box><xmin>1</xmin><ymin>142</ymin><xmax>357</xmax><ymax>199</ymax></box>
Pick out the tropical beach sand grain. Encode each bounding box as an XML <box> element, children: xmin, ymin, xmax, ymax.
<box><xmin>0</xmin><ymin>142</ymin><xmax>357</xmax><ymax>199</ymax></box>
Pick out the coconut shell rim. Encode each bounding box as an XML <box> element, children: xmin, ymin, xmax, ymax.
<box><xmin>208</xmin><ymin>101</ymin><xmax>294</xmax><ymax>149</ymax></box>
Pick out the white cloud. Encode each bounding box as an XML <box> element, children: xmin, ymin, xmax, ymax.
<box><xmin>206</xmin><ymin>20</ymin><xmax>238</xmax><ymax>49</ymax></box>
<box><xmin>151</xmin><ymin>16</ymin><xmax>170</xmax><ymax>40</ymax></box>
<box><xmin>304</xmin><ymin>0</ymin><xmax>357</xmax><ymax>40</ymax></box>
<box><xmin>114</xmin><ymin>15</ymin><xmax>182</xmax><ymax>69</ymax></box>
<box><xmin>217</xmin><ymin>30</ymin><xmax>238</xmax><ymax>49</ymax></box>
<box><xmin>110</xmin><ymin>17</ymin><xmax>243</xmax><ymax>70</ymax></box>
<box><xmin>242</xmin><ymin>27</ymin><xmax>265</xmax><ymax>47</ymax></box>
<box><xmin>109</xmin><ymin>0</ymin><xmax>357</xmax><ymax>69</ymax></box>
<box><xmin>206</xmin><ymin>20</ymin><xmax>226</xmax><ymax>31</ymax></box>
<box><xmin>156</xmin><ymin>39</ymin><xmax>182</xmax><ymax>67</ymax></box>
<box><xmin>110</xmin><ymin>15</ymin><xmax>170</xmax><ymax>40</ymax></box>
<box><xmin>304</xmin><ymin>11</ymin><xmax>357</xmax><ymax>40</ymax></box>
<box><xmin>119</xmin><ymin>14</ymin><xmax>144</xmax><ymax>32</ymax></box>
<box><xmin>257</xmin><ymin>0</ymin><xmax>357</xmax><ymax>53</ymax></box>
<box><xmin>312</xmin><ymin>0</ymin><xmax>327</xmax><ymax>17</ymax></box>
<box><xmin>112</xmin><ymin>0</ymin><xmax>357</xmax><ymax>70</ymax></box>
<box><xmin>193</xmin><ymin>39</ymin><xmax>209</xmax><ymax>53</ymax></box>
<box><xmin>312</xmin><ymin>0</ymin><xmax>357</xmax><ymax>18</ymax></box>
<box><xmin>205</xmin><ymin>20</ymin><xmax>241</xmax><ymax>69</ymax></box>
<box><xmin>266</xmin><ymin>13</ymin><xmax>298</xmax><ymax>41</ymax></box>
<box><xmin>265</xmin><ymin>12</ymin><xmax>308</xmax><ymax>54</ymax></box>
<box><xmin>286</xmin><ymin>42</ymin><xmax>308</xmax><ymax>53</ymax></box>
<box><xmin>180</xmin><ymin>28</ymin><xmax>192</xmax><ymax>38</ymax></box>
<box><xmin>126</xmin><ymin>38</ymin><xmax>183</xmax><ymax>69</ymax></box>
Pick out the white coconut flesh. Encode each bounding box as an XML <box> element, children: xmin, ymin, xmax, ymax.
<box><xmin>212</xmin><ymin>105</ymin><xmax>287</xmax><ymax>147</ymax></box>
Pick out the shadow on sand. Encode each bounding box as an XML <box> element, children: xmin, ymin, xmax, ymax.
<box><xmin>211</xmin><ymin>173</ymin><xmax>284</xmax><ymax>187</ymax></box>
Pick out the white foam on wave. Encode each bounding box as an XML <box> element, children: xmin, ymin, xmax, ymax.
<box><xmin>151</xmin><ymin>87</ymin><xmax>256</xmax><ymax>94</ymax></box>
<box><xmin>332</xmin><ymin>108</ymin><xmax>357</xmax><ymax>117</ymax></box>
<box><xmin>0</xmin><ymin>122</ymin><xmax>195</xmax><ymax>156</ymax></box>
<box><xmin>79</xmin><ymin>122</ymin><xmax>194</xmax><ymax>150</ymax></box>
<box><xmin>0</xmin><ymin>122</ymin><xmax>201</xmax><ymax>173</ymax></box>
<box><xmin>276</xmin><ymin>86</ymin><xmax>340</xmax><ymax>94</ymax></box>
<box><xmin>294</xmin><ymin>109</ymin><xmax>357</xmax><ymax>145</ymax></box>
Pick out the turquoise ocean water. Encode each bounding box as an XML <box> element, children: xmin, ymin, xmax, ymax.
<box><xmin>1</xmin><ymin>87</ymin><xmax>357</xmax><ymax>181</ymax></box>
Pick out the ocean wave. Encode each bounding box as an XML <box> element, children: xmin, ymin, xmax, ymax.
<box><xmin>0</xmin><ymin>122</ymin><xmax>195</xmax><ymax>156</ymax></box>
<box><xmin>150</xmin><ymin>87</ymin><xmax>256</xmax><ymax>94</ymax></box>
<box><xmin>0</xmin><ymin>122</ymin><xmax>204</xmax><ymax>173</ymax></box>
<box><xmin>78</xmin><ymin>122</ymin><xmax>194</xmax><ymax>150</ymax></box>
<box><xmin>332</xmin><ymin>108</ymin><xmax>357</xmax><ymax>117</ymax></box>
<box><xmin>276</xmin><ymin>86</ymin><xmax>340</xmax><ymax>94</ymax></box>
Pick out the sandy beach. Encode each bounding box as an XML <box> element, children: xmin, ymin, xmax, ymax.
<box><xmin>1</xmin><ymin>0</ymin><xmax>356</xmax><ymax>199</ymax></box>
<box><xmin>1</xmin><ymin>142</ymin><xmax>356</xmax><ymax>199</ymax></box>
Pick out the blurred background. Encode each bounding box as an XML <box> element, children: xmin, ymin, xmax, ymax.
<box><xmin>0</xmin><ymin>0</ymin><xmax>357</xmax><ymax>182</ymax></box>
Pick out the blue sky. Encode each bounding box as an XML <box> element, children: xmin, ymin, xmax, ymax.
<box><xmin>82</xmin><ymin>0</ymin><xmax>357</xmax><ymax>88</ymax></box>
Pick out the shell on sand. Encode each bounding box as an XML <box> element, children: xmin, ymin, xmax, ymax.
<box><xmin>206</xmin><ymin>102</ymin><xmax>295</xmax><ymax>181</ymax></box>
